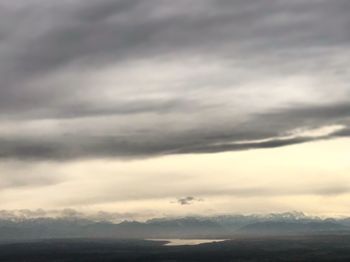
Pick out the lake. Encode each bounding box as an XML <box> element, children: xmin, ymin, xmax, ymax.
<box><xmin>149</xmin><ymin>239</ymin><xmax>228</xmax><ymax>246</ymax></box>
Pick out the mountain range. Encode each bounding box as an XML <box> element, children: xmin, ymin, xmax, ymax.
<box><xmin>0</xmin><ymin>212</ymin><xmax>349</xmax><ymax>241</ymax></box>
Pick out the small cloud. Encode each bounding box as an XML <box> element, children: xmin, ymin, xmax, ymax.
<box><xmin>174</xmin><ymin>196</ymin><xmax>203</xmax><ymax>205</ymax></box>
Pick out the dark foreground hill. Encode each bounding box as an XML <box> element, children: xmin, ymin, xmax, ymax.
<box><xmin>238</xmin><ymin>221</ymin><xmax>347</xmax><ymax>236</ymax></box>
<box><xmin>1</xmin><ymin>235</ymin><xmax>350</xmax><ymax>261</ymax></box>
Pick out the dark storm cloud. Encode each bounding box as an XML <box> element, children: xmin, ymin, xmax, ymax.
<box><xmin>9</xmin><ymin>97</ymin><xmax>195</xmax><ymax>120</ymax></box>
<box><xmin>0</xmin><ymin>0</ymin><xmax>350</xmax><ymax>160</ymax></box>
<box><xmin>3</xmin><ymin>0</ymin><xmax>349</xmax><ymax>74</ymax></box>
<box><xmin>175</xmin><ymin>196</ymin><xmax>203</xmax><ymax>205</ymax></box>
<box><xmin>0</xmin><ymin>102</ymin><xmax>349</xmax><ymax>161</ymax></box>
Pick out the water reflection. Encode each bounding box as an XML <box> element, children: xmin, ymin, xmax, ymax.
<box><xmin>150</xmin><ymin>239</ymin><xmax>227</xmax><ymax>246</ymax></box>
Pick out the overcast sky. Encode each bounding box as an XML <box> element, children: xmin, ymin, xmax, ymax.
<box><xmin>1</xmin><ymin>0</ymin><xmax>350</xmax><ymax>218</ymax></box>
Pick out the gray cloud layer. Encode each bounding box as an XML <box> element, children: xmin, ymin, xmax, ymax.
<box><xmin>0</xmin><ymin>0</ymin><xmax>349</xmax><ymax>160</ymax></box>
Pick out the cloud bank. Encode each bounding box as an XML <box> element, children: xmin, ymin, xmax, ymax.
<box><xmin>0</xmin><ymin>0</ymin><xmax>349</xmax><ymax>161</ymax></box>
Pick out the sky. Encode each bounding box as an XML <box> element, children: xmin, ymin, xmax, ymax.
<box><xmin>0</xmin><ymin>0</ymin><xmax>350</xmax><ymax>220</ymax></box>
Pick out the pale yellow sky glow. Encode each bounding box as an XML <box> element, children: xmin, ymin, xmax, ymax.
<box><xmin>1</xmin><ymin>137</ymin><xmax>349</xmax><ymax>219</ymax></box>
